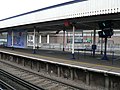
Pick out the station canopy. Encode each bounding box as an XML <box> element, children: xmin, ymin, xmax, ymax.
<box><xmin>0</xmin><ymin>0</ymin><xmax>120</xmax><ymax>32</ymax></box>
<box><xmin>0</xmin><ymin>13</ymin><xmax>120</xmax><ymax>33</ymax></box>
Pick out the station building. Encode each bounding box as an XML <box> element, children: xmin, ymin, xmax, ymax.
<box><xmin>0</xmin><ymin>0</ymin><xmax>120</xmax><ymax>54</ymax></box>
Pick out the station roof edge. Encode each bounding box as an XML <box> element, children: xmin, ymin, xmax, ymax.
<box><xmin>0</xmin><ymin>0</ymin><xmax>86</xmax><ymax>22</ymax></box>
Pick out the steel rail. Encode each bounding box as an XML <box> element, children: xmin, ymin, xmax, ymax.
<box><xmin>0</xmin><ymin>69</ymin><xmax>44</xmax><ymax>90</ymax></box>
<box><xmin>0</xmin><ymin>79</ymin><xmax>16</xmax><ymax>90</ymax></box>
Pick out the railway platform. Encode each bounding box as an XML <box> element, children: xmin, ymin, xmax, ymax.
<box><xmin>1</xmin><ymin>47</ymin><xmax>120</xmax><ymax>70</ymax></box>
<box><xmin>0</xmin><ymin>47</ymin><xmax>120</xmax><ymax>90</ymax></box>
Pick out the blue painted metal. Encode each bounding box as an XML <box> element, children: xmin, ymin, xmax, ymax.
<box><xmin>0</xmin><ymin>0</ymin><xmax>87</xmax><ymax>22</ymax></box>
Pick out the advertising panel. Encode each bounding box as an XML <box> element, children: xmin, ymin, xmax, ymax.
<box><xmin>7</xmin><ymin>30</ymin><xmax>27</xmax><ymax>48</ymax></box>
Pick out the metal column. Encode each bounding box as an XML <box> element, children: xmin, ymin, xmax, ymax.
<box><xmin>63</xmin><ymin>30</ymin><xmax>65</xmax><ymax>51</ymax></box>
<box><xmin>37</xmin><ymin>31</ymin><xmax>39</xmax><ymax>49</ymax></box>
<box><xmin>33</xmin><ymin>27</ymin><xmax>36</xmax><ymax>53</ymax></box>
<box><xmin>92</xmin><ymin>30</ymin><xmax>96</xmax><ymax>57</ymax></box>
<box><xmin>72</xmin><ymin>25</ymin><xmax>75</xmax><ymax>59</ymax></box>
<box><xmin>12</xmin><ymin>30</ymin><xmax>14</xmax><ymax>50</ymax></box>
<box><xmin>39</xmin><ymin>34</ymin><xmax>42</xmax><ymax>48</ymax></box>
<box><xmin>39</xmin><ymin>35</ymin><xmax>42</xmax><ymax>44</ymax></box>
<box><xmin>102</xmin><ymin>37</ymin><xmax>109</xmax><ymax>60</ymax></box>
<box><xmin>47</xmin><ymin>34</ymin><xmax>50</xmax><ymax>44</ymax></box>
<box><xmin>101</xmin><ymin>38</ymin><xmax>103</xmax><ymax>55</ymax></box>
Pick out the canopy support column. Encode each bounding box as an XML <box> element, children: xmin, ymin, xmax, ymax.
<box><xmin>101</xmin><ymin>38</ymin><xmax>103</xmax><ymax>55</ymax></box>
<box><xmin>92</xmin><ymin>30</ymin><xmax>96</xmax><ymax>57</ymax></box>
<box><xmin>33</xmin><ymin>27</ymin><xmax>36</xmax><ymax>53</ymax></box>
<box><xmin>63</xmin><ymin>30</ymin><xmax>65</xmax><ymax>51</ymax></box>
<box><xmin>72</xmin><ymin>25</ymin><xmax>75</xmax><ymax>59</ymax></box>
<box><xmin>47</xmin><ymin>34</ymin><xmax>50</xmax><ymax>44</ymax></box>
<box><xmin>12</xmin><ymin>30</ymin><xmax>14</xmax><ymax>50</ymax></box>
<box><xmin>39</xmin><ymin>35</ymin><xmax>41</xmax><ymax>44</ymax></box>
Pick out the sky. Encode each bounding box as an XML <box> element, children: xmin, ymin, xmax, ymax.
<box><xmin>0</xmin><ymin>0</ymin><xmax>73</xmax><ymax>20</ymax></box>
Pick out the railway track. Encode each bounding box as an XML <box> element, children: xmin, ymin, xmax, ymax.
<box><xmin>0</xmin><ymin>79</ymin><xmax>16</xmax><ymax>90</ymax></box>
<box><xmin>0</xmin><ymin>61</ymin><xmax>83</xmax><ymax>90</ymax></box>
<box><xmin>0</xmin><ymin>69</ymin><xmax>44</xmax><ymax>90</ymax></box>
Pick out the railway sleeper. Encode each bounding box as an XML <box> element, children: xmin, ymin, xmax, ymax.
<box><xmin>34</xmin><ymin>79</ymin><xmax>46</xmax><ymax>85</ymax></box>
<box><xmin>39</xmin><ymin>80</ymin><xmax>51</xmax><ymax>86</ymax></box>
<box><xmin>21</xmin><ymin>74</ymin><xmax>34</xmax><ymax>79</ymax></box>
<box><xmin>27</xmin><ymin>77</ymin><xmax>39</xmax><ymax>82</ymax></box>
<box><xmin>45</xmin><ymin>84</ymin><xmax>59</xmax><ymax>90</ymax></box>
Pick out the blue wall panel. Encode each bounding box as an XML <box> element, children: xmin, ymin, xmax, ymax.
<box><xmin>7</xmin><ymin>30</ymin><xmax>27</xmax><ymax>48</ymax></box>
